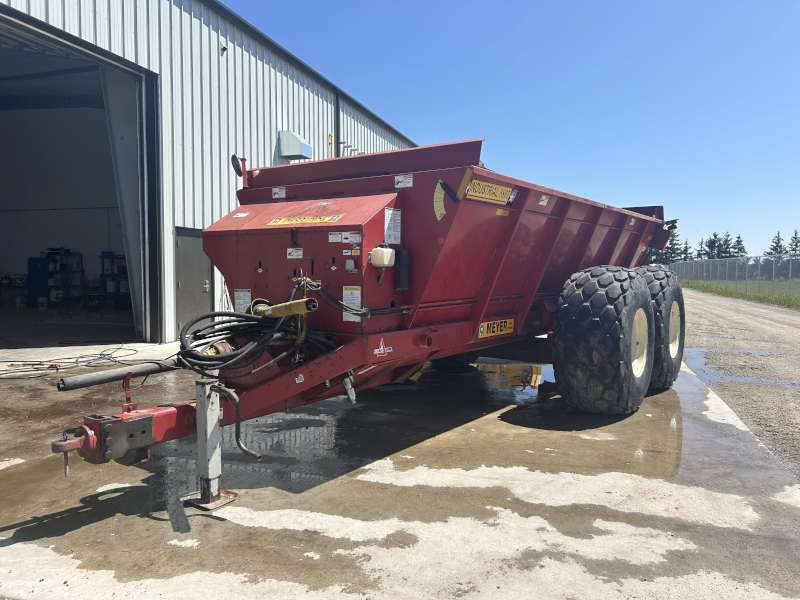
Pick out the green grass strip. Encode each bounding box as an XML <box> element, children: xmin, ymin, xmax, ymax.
<box><xmin>681</xmin><ymin>280</ymin><xmax>800</xmax><ymax>310</ymax></box>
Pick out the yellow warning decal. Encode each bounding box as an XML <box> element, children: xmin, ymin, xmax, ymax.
<box><xmin>267</xmin><ymin>215</ymin><xmax>343</xmax><ymax>225</ymax></box>
<box><xmin>466</xmin><ymin>179</ymin><xmax>516</xmax><ymax>206</ymax></box>
<box><xmin>433</xmin><ymin>181</ymin><xmax>447</xmax><ymax>221</ymax></box>
<box><xmin>478</xmin><ymin>318</ymin><xmax>515</xmax><ymax>339</ymax></box>
<box><xmin>457</xmin><ymin>168</ymin><xmax>474</xmax><ymax>198</ymax></box>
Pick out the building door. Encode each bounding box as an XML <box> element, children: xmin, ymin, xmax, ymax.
<box><xmin>175</xmin><ymin>227</ymin><xmax>213</xmax><ymax>337</ymax></box>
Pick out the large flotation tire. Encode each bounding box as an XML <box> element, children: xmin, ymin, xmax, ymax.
<box><xmin>635</xmin><ymin>265</ymin><xmax>685</xmax><ymax>391</ymax></box>
<box><xmin>553</xmin><ymin>266</ymin><xmax>655</xmax><ymax>414</ymax></box>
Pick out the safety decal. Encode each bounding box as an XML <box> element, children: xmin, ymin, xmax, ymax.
<box><xmin>272</xmin><ymin>187</ymin><xmax>286</xmax><ymax>199</ymax></box>
<box><xmin>267</xmin><ymin>215</ymin><xmax>343</xmax><ymax>225</ymax></box>
<box><xmin>465</xmin><ymin>179</ymin><xmax>517</xmax><ymax>206</ymax></box>
<box><xmin>373</xmin><ymin>338</ymin><xmax>393</xmax><ymax>357</ymax></box>
<box><xmin>384</xmin><ymin>208</ymin><xmax>401</xmax><ymax>244</ymax></box>
<box><xmin>234</xmin><ymin>289</ymin><xmax>251</xmax><ymax>313</ymax></box>
<box><xmin>342</xmin><ymin>286</ymin><xmax>362</xmax><ymax>322</ymax></box>
<box><xmin>478</xmin><ymin>318</ymin><xmax>515</xmax><ymax>339</ymax></box>
<box><xmin>395</xmin><ymin>174</ymin><xmax>413</xmax><ymax>188</ymax></box>
<box><xmin>286</xmin><ymin>248</ymin><xmax>303</xmax><ymax>259</ymax></box>
<box><xmin>233</xmin><ymin>212</ymin><xmax>250</xmax><ymax>218</ymax></box>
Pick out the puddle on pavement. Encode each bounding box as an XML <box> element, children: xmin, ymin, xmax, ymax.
<box><xmin>684</xmin><ymin>347</ymin><xmax>800</xmax><ymax>390</ymax></box>
<box><xmin>1</xmin><ymin>356</ymin><xmax>794</xmax><ymax>539</ymax></box>
<box><xmin>140</xmin><ymin>361</ymin><xmax>553</xmax><ymax>509</ymax></box>
<box><xmin>470</xmin><ymin>359</ymin><xmax>548</xmax><ymax>404</ymax></box>
<box><xmin>4</xmin><ymin>354</ymin><xmax>800</xmax><ymax>599</ymax></box>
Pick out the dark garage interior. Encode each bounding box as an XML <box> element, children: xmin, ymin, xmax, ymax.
<box><xmin>0</xmin><ymin>31</ymin><xmax>138</xmax><ymax>348</ymax></box>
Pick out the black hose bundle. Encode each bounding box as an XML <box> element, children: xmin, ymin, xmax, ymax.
<box><xmin>177</xmin><ymin>283</ymin><xmax>337</xmax><ymax>379</ymax></box>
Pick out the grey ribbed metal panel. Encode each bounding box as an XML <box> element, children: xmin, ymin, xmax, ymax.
<box><xmin>340</xmin><ymin>98</ymin><xmax>408</xmax><ymax>156</ymax></box>
<box><xmin>0</xmin><ymin>0</ymin><xmax>414</xmax><ymax>341</ymax></box>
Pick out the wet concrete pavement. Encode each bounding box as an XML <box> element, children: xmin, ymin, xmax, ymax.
<box><xmin>1</xmin><ymin>358</ymin><xmax>800</xmax><ymax>598</ymax></box>
<box><xmin>682</xmin><ymin>288</ymin><xmax>800</xmax><ymax>479</ymax></box>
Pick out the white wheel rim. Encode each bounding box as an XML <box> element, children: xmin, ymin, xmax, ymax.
<box><xmin>631</xmin><ymin>307</ymin><xmax>648</xmax><ymax>378</ymax></box>
<box><xmin>668</xmin><ymin>301</ymin><xmax>681</xmax><ymax>359</ymax></box>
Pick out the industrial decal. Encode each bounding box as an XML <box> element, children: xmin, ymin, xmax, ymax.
<box><xmin>342</xmin><ymin>231</ymin><xmax>362</xmax><ymax>243</ymax></box>
<box><xmin>267</xmin><ymin>215</ymin><xmax>343</xmax><ymax>225</ymax></box>
<box><xmin>395</xmin><ymin>174</ymin><xmax>413</xmax><ymax>188</ymax></box>
<box><xmin>342</xmin><ymin>286</ymin><xmax>362</xmax><ymax>322</ymax></box>
<box><xmin>234</xmin><ymin>289</ymin><xmax>251</xmax><ymax>313</ymax></box>
<box><xmin>478</xmin><ymin>318</ymin><xmax>515</xmax><ymax>339</ymax></box>
<box><xmin>286</xmin><ymin>248</ymin><xmax>303</xmax><ymax>259</ymax></box>
<box><xmin>384</xmin><ymin>208</ymin><xmax>401</xmax><ymax>244</ymax></box>
<box><xmin>373</xmin><ymin>338</ymin><xmax>393</xmax><ymax>357</ymax></box>
<box><xmin>466</xmin><ymin>179</ymin><xmax>517</xmax><ymax>206</ymax></box>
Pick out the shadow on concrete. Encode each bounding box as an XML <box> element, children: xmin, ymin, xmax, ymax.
<box><xmin>0</xmin><ymin>307</ymin><xmax>135</xmax><ymax>349</ymax></box>
<box><xmin>500</xmin><ymin>399</ymin><xmax>633</xmax><ymax>431</ymax></box>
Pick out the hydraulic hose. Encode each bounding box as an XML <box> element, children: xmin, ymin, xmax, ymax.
<box><xmin>57</xmin><ymin>358</ymin><xmax>181</xmax><ymax>392</ymax></box>
<box><xmin>212</xmin><ymin>384</ymin><xmax>262</xmax><ymax>461</ymax></box>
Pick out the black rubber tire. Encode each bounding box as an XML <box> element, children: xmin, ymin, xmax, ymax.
<box><xmin>635</xmin><ymin>264</ymin><xmax>685</xmax><ymax>391</ymax></box>
<box><xmin>553</xmin><ymin>266</ymin><xmax>655</xmax><ymax>414</ymax></box>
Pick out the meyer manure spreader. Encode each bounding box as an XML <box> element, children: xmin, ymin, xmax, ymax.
<box><xmin>52</xmin><ymin>140</ymin><xmax>684</xmax><ymax>509</ymax></box>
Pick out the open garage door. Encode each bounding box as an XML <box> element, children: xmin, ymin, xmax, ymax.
<box><xmin>0</xmin><ymin>12</ymin><xmax>158</xmax><ymax>346</ymax></box>
<box><xmin>100</xmin><ymin>65</ymin><xmax>145</xmax><ymax>340</ymax></box>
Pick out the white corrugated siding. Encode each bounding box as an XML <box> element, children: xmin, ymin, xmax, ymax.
<box><xmin>340</xmin><ymin>98</ymin><xmax>407</xmax><ymax>155</ymax></box>
<box><xmin>1</xmin><ymin>0</ymin><xmax>412</xmax><ymax>340</ymax></box>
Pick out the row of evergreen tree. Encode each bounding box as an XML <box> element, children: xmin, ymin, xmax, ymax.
<box><xmin>650</xmin><ymin>229</ymin><xmax>800</xmax><ymax>264</ymax></box>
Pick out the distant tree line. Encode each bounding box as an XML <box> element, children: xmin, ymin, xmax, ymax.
<box><xmin>650</xmin><ymin>229</ymin><xmax>800</xmax><ymax>264</ymax></box>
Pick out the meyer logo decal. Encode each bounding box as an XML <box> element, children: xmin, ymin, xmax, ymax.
<box><xmin>373</xmin><ymin>338</ymin><xmax>393</xmax><ymax>357</ymax></box>
<box><xmin>478</xmin><ymin>318</ymin><xmax>515</xmax><ymax>339</ymax></box>
<box><xmin>466</xmin><ymin>179</ymin><xmax>516</xmax><ymax>206</ymax></box>
<box><xmin>267</xmin><ymin>215</ymin><xmax>344</xmax><ymax>225</ymax></box>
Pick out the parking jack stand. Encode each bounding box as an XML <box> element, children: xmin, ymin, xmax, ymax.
<box><xmin>182</xmin><ymin>379</ymin><xmax>237</xmax><ymax>510</ymax></box>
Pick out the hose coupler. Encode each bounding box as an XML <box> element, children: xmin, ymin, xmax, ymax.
<box><xmin>252</xmin><ymin>298</ymin><xmax>318</xmax><ymax>318</ymax></box>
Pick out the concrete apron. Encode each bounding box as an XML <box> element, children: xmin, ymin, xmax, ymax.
<box><xmin>1</xmin><ymin>360</ymin><xmax>799</xmax><ymax>599</ymax></box>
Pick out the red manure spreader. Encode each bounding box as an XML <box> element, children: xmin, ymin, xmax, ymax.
<box><xmin>52</xmin><ymin>140</ymin><xmax>684</xmax><ymax>508</ymax></box>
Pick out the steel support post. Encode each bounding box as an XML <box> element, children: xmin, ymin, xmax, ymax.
<box><xmin>182</xmin><ymin>379</ymin><xmax>237</xmax><ymax>510</ymax></box>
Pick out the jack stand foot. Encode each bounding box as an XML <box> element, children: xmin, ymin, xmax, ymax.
<box><xmin>181</xmin><ymin>489</ymin><xmax>237</xmax><ymax>511</ymax></box>
<box><xmin>182</xmin><ymin>476</ymin><xmax>237</xmax><ymax>510</ymax></box>
<box><xmin>184</xmin><ymin>380</ymin><xmax>237</xmax><ymax>511</ymax></box>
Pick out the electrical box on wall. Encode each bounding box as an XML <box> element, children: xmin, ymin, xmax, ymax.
<box><xmin>278</xmin><ymin>130</ymin><xmax>313</xmax><ymax>160</ymax></box>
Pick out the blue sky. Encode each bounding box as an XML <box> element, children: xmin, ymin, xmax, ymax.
<box><xmin>222</xmin><ymin>0</ymin><xmax>799</xmax><ymax>255</ymax></box>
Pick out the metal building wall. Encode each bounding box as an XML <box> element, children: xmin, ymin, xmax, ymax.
<box><xmin>1</xmin><ymin>0</ymin><xmax>413</xmax><ymax>341</ymax></box>
<box><xmin>339</xmin><ymin>98</ymin><xmax>408</xmax><ymax>155</ymax></box>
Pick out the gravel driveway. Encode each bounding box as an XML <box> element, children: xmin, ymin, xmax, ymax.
<box><xmin>682</xmin><ymin>288</ymin><xmax>800</xmax><ymax>478</ymax></box>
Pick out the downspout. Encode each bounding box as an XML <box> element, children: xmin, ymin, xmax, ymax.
<box><xmin>334</xmin><ymin>93</ymin><xmax>341</xmax><ymax>158</ymax></box>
